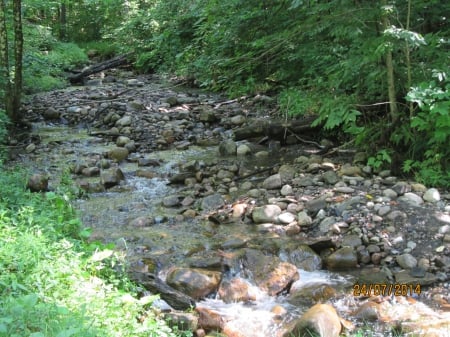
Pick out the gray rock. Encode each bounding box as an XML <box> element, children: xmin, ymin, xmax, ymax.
<box><xmin>396</xmin><ymin>253</ymin><xmax>417</xmax><ymax>269</ymax></box>
<box><xmin>43</xmin><ymin>107</ymin><xmax>61</xmax><ymax>120</ymax></box>
<box><xmin>277</xmin><ymin>212</ymin><xmax>296</xmax><ymax>224</ymax></box>
<box><xmin>163</xmin><ymin>195</ymin><xmax>181</xmax><ymax>207</ymax></box>
<box><xmin>280</xmin><ymin>184</ymin><xmax>293</xmax><ymax>196</ymax></box>
<box><xmin>27</xmin><ymin>173</ymin><xmax>49</xmax><ymax>192</ymax></box>
<box><xmin>200</xmin><ymin>193</ymin><xmax>225</xmax><ymax>211</ymax></box>
<box><xmin>305</xmin><ymin>198</ymin><xmax>327</xmax><ymax>213</ymax></box>
<box><xmin>101</xmin><ymin>168</ymin><xmax>125</xmax><ymax>188</ymax></box>
<box><xmin>218</xmin><ymin>140</ymin><xmax>237</xmax><ymax>156</ymax></box>
<box><xmin>252</xmin><ymin>204</ymin><xmax>282</xmax><ymax>223</ymax></box>
<box><xmin>108</xmin><ymin>147</ymin><xmax>129</xmax><ymax>162</ymax></box>
<box><xmin>319</xmin><ymin>217</ymin><xmax>336</xmax><ymax>233</ymax></box>
<box><xmin>115</xmin><ymin>115</ymin><xmax>132</xmax><ymax>127</ymax></box>
<box><xmin>399</xmin><ymin>192</ymin><xmax>424</xmax><ymax>205</ymax></box>
<box><xmin>236</xmin><ymin>144</ymin><xmax>252</xmax><ymax>156</ymax></box>
<box><xmin>423</xmin><ymin>188</ymin><xmax>440</xmax><ymax>203</ymax></box>
<box><xmin>341</xmin><ymin>234</ymin><xmax>362</xmax><ymax>248</ymax></box>
<box><xmin>230</xmin><ymin>115</ymin><xmax>246</xmax><ymax>125</ymax></box>
<box><xmin>297</xmin><ymin>211</ymin><xmax>312</xmax><ymax>226</ymax></box>
<box><xmin>382</xmin><ymin>188</ymin><xmax>398</xmax><ymax>199</ymax></box>
<box><xmin>322</xmin><ymin>171</ymin><xmax>339</xmax><ymax>184</ymax></box>
<box><xmin>116</xmin><ymin>136</ymin><xmax>131</xmax><ymax>147</ymax></box>
<box><xmin>325</xmin><ymin>247</ymin><xmax>357</xmax><ymax>270</ymax></box>
<box><xmin>263</xmin><ymin>174</ymin><xmax>282</xmax><ymax>190</ymax></box>
<box><xmin>285</xmin><ymin>245</ymin><xmax>322</xmax><ymax>271</ymax></box>
<box><xmin>278</xmin><ymin>164</ymin><xmax>296</xmax><ymax>182</ymax></box>
<box><xmin>166</xmin><ymin>267</ymin><xmax>221</xmax><ymax>300</ymax></box>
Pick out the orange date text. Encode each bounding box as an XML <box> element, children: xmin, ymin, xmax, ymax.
<box><xmin>353</xmin><ymin>283</ymin><xmax>421</xmax><ymax>297</ymax></box>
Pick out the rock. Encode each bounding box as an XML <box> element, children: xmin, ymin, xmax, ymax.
<box><xmin>277</xmin><ymin>212</ymin><xmax>296</xmax><ymax>224</ymax></box>
<box><xmin>341</xmin><ymin>234</ymin><xmax>362</xmax><ymax>248</ymax></box>
<box><xmin>242</xmin><ymin>249</ymin><xmax>299</xmax><ymax>296</ymax></box>
<box><xmin>115</xmin><ymin>115</ymin><xmax>132</xmax><ymax>127</ymax></box>
<box><xmin>285</xmin><ymin>245</ymin><xmax>322</xmax><ymax>271</ymax></box>
<box><xmin>326</xmin><ymin>247</ymin><xmax>358</xmax><ymax>270</ymax></box>
<box><xmin>252</xmin><ymin>205</ymin><xmax>282</xmax><ymax>223</ymax></box>
<box><xmin>399</xmin><ymin>192</ymin><xmax>424</xmax><ymax>205</ymax></box>
<box><xmin>200</xmin><ymin>193</ymin><xmax>225</xmax><ymax>211</ymax></box>
<box><xmin>394</xmin><ymin>270</ymin><xmax>437</xmax><ymax>286</ymax></box>
<box><xmin>396</xmin><ymin>254</ymin><xmax>417</xmax><ymax>269</ymax></box>
<box><xmin>166</xmin><ymin>267</ymin><xmax>222</xmax><ymax>300</ymax></box>
<box><xmin>218</xmin><ymin>277</ymin><xmax>256</xmax><ymax>303</ymax></box>
<box><xmin>278</xmin><ymin>165</ymin><xmax>296</xmax><ymax>182</ymax></box>
<box><xmin>383</xmin><ymin>188</ymin><xmax>398</xmax><ymax>199</ymax></box>
<box><xmin>27</xmin><ymin>173</ymin><xmax>49</xmax><ymax>192</ymax></box>
<box><xmin>101</xmin><ymin>168</ymin><xmax>125</xmax><ymax>188</ymax></box>
<box><xmin>25</xmin><ymin>143</ymin><xmax>39</xmax><ymax>155</ymax></box>
<box><xmin>236</xmin><ymin>144</ymin><xmax>252</xmax><ymax>156</ymax></box>
<box><xmin>423</xmin><ymin>188</ymin><xmax>440</xmax><ymax>203</ymax></box>
<box><xmin>81</xmin><ymin>166</ymin><xmax>100</xmax><ymax>177</ymax></box>
<box><xmin>218</xmin><ymin>140</ymin><xmax>237</xmax><ymax>156</ymax></box>
<box><xmin>263</xmin><ymin>174</ymin><xmax>282</xmax><ymax>190</ymax></box>
<box><xmin>297</xmin><ymin>211</ymin><xmax>313</xmax><ymax>226</ymax></box>
<box><xmin>108</xmin><ymin>146</ymin><xmax>129</xmax><ymax>162</ymax></box>
<box><xmin>283</xmin><ymin>304</ymin><xmax>341</xmax><ymax>337</ymax></box>
<box><xmin>352</xmin><ymin>302</ymin><xmax>383</xmax><ymax>321</ymax></box>
<box><xmin>199</xmin><ymin>108</ymin><xmax>218</xmax><ymax>122</ymax></box>
<box><xmin>43</xmin><ymin>107</ymin><xmax>61</xmax><ymax>120</ymax></box>
<box><xmin>116</xmin><ymin>136</ymin><xmax>131</xmax><ymax>147</ymax></box>
<box><xmin>128</xmin><ymin>216</ymin><xmax>154</xmax><ymax>227</ymax></box>
<box><xmin>196</xmin><ymin>306</ymin><xmax>224</xmax><ymax>331</ymax></box>
<box><xmin>288</xmin><ymin>284</ymin><xmax>336</xmax><ymax>306</ymax></box>
<box><xmin>338</xmin><ymin>164</ymin><xmax>362</xmax><ymax>177</ymax></box>
<box><xmin>322</xmin><ymin>171</ymin><xmax>339</xmax><ymax>184</ymax></box>
<box><xmin>305</xmin><ymin>197</ymin><xmax>327</xmax><ymax>214</ymax></box>
<box><xmin>280</xmin><ymin>184</ymin><xmax>293</xmax><ymax>196</ymax></box>
<box><xmin>163</xmin><ymin>195</ymin><xmax>181</xmax><ymax>207</ymax></box>
<box><xmin>230</xmin><ymin>115</ymin><xmax>246</xmax><ymax>126</ymax></box>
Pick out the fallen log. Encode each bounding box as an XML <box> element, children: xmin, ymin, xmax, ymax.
<box><xmin>233</xmin><ymin>115</ymin><xmax>319</xmax><ymax>142</ymax></box>
<box><xmin>130</xmin><ymin>272</ymin><xmax>196</xmax><ymax>310</ymax></box>
<box><xmin>68</xmin><ymin>53</ymin><xmax>133</xmax><ymax>84</ymax></box>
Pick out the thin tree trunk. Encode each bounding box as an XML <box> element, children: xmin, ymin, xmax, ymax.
<box><xmin>0</xmin><ymin>0</ymin><xmax>13</xmax><ymax>118</ymax></box>
<box><xmin>12</xmin><ymin>0</ymin><xmax>23</xmax><ymax>122</ymax></box>
<box><xmin>59</xmin><ymin>1</ymin><xmax>67</xmax><ymax>40</ymax></box>
<box><xmin>381</xmin><ymin>0</ymin><xmax>398</xmax><ymax>124</ymax></box>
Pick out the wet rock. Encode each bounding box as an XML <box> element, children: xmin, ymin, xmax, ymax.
<box><xmin>394</xmin><ymin>270</ymin><xmax>438</xmax><ymax>286</ymax></box>
<box><xmin>196</xmin><ymin>306</ymin><xmax>224</xmax><ymax>331</ymax></box>
<box><xmin>278</xmin><ymin>164</ymin><xmax>296</xmax><ymax>182</ymax></box>
<box><xmin>108</xmin><ymin>146</ymin><xmax>129</xmax><ymax>162</ymax></box>
<box><xmin>341</xmin><ymin>234</ymin><xmax>362</xmax><ymax>248</ymax></box>
<box><xmin>166</xmin><ymin>267</ymin><xmax>222</xmax><ymax>300</ymax></box>
<box><xmin>283</xmin><ymin>304</ymin><xmax>342</xmax><ymax>337</ymax></box>
<box><xmin>218</xmin><ymin>140</ymin><xmax>237</xmax><ymax>156</ymax></box>
<box><xmin>288</xmin><ymin>284</ymin><xmax>336</xmax><ymax>306</ymax></box>
<box><xmin>352</xmin><ymin>301</ymin><xmax>383</xmax><ymax>321</ymax></box>
<box><xmin>101</xmin><ymin>167</ymin><xmax>125</xmax><ymax>188</ymax></box>
<box><xmin>263</xmin><ymin>174</ymin><xmax>282</xmax><ymax>190</ymax></box>
<box><xmin>27</xmin><ymin>173</ymin><xmax>49</xmax><ymax>192</ymax></box>
<box><xmin>252</xmin><ymin>204</ymin><xmax>282</xmax><ymax>223</ymax></box>
<box><xmin>284</xmin><ymin>244</ymin><xmax>322</xmax><ymax>271</ymax></box>
<box><xmin>325</xmin><ymin>246</ymin><xmax>358</xmax><ymax>270</ymax></box>
<box><xmin>218</xmin><ymin>277</ymin><xmax>256</xmax><ymax>303</ymax></box>
<box><xmin>242</xmin><ymin>249</ymin><xmax>299</xmax><ymax>295</ymax></box>
<box><xmin>25</xmin><ymin>143</ymin><xmax>36</xmax><ymax>153</ymax></box>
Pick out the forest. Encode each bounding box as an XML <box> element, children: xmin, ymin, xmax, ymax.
<box><xmin>0</xmin><ymin>1</ymin><xmax>449</xmax><ymax>337</ymax></box>
<box><xmin>1</xmin><ymin>0</ymin><xmax>449</xmax><ymax>186</ymax></box>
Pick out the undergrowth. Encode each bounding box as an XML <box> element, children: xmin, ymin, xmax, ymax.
<box><xmin>0</xmin><ymin>156</ymin><xmax>191</xmax><ymax>336</ymax></box>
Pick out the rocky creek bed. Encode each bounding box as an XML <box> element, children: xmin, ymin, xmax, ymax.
<box><xmin>10</xmin><ymin>71</ymin><xmax>450</xmax><ymax>337</ymax></box>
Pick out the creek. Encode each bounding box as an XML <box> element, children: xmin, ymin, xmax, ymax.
<box><xmin>15</xmin><ymin>74</ymin><xmax>450</xmax><ymax>337</ymax></box>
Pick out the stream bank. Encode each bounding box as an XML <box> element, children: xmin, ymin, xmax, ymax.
<box><xmin>11</xmin><ymin>72</ymin><xmax>450</xmax><ymax>337</ymax></box>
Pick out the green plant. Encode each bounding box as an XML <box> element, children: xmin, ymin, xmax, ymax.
<box><xmin>367</xmin><ymin>149</ymin><xmax>393</xmax><ymax>171</ymax></box>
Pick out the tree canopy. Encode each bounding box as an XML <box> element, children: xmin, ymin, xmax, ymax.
<box><xmin>0</xmin><ymin>0</ymin><xmax>449</xmax><ymax>186</ymax></box>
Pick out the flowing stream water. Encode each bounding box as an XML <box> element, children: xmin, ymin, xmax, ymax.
<box><xmin>19</xmin><ymin>91</ymin><xmax>450</xmax><ymax>337</ymax></box>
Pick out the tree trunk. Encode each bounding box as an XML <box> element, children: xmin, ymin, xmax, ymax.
<box><xmin>59</xmin><ymin>1</ymin><xmax>67</xmax><ymax>41</ymax></box>
<box><xmin>12</xmin><ymin>0</ymin><xmax>23</xmax><ymax>122</ymax></box>
<box><xmin>381</xmin><ymin>0</ymin><xmax>398</xmax><ymax>124</ymax></box>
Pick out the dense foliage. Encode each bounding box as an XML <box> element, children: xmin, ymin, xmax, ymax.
<box><xmin>109</xmin><ymin>0</ymin><xmax>449</xmax><ymax>186</ymax></box>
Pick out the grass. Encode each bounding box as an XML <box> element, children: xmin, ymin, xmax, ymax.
<box><xmin>0</xmin><ymin>163</ymin><xmax>191</xmax><ymax>337</ymax></box>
